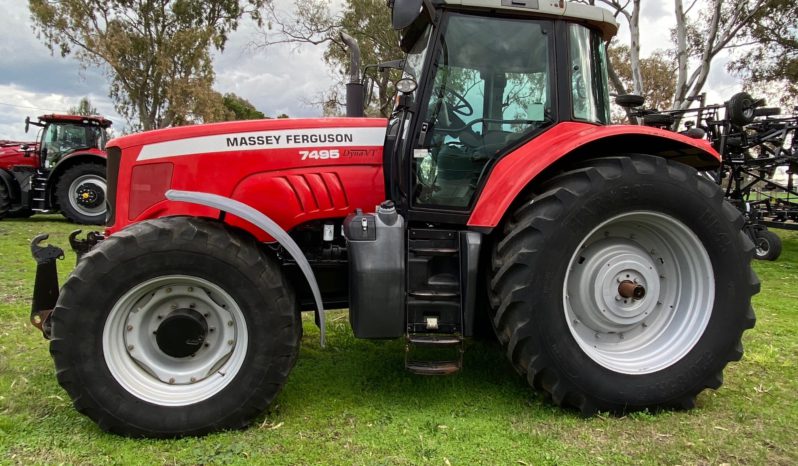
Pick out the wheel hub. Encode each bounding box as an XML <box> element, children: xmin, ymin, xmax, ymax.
<box><xmin>568</xmin><ymin>239</ymin><xmax>661</xmax><ymax>333</ymax></box>
<box><xmin>564</xmin><ymin>212</ymin><xmax>714</xmax><ymax>374</ymax></box>
<box><xmin>103</xmin><ymin>276</ymin><xmax>248</xmax><ymax>405</ymax></box>
<box><xmin>155</xmin><ymin>309</ymin><xmax>208</xmax><ymax>358</ymax></box>
<box><xmin>75</xmin><ymin>183</ymin><xmax>104</xmax><ymax>208</ymax></box>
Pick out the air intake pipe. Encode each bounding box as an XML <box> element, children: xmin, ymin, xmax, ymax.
<box><xmin>340</xmin><ymin>32</ymin><xmax>364</xmax><ymax>117</ymax></box>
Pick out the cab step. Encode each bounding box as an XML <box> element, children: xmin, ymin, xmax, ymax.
<box><xmin>405</xmin><ymin>334</ymin><xmax>464</xmax><ymax>375</ymax></box>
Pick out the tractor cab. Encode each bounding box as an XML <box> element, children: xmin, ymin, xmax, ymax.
<box><xmin>384</xmin><ymin>0</ymin><xmax>616</xmax><ymax>216</ymax></box>
<box><xmin>26</xmin><ymin>114</ymin><xmax>112</xmax><ymax>169</ymax></box>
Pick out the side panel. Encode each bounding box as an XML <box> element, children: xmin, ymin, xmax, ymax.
<box><xmin>468</xmin><ymin>122</ymin><xmax>722</xmax><ymax>228</ymax></box>
<box><xmin>0</xmin><ymin>143</ymin><xmax>39</xmax><ymax>170</ymax></box>
<box><xmin>108</xmin><ymin>118</ymin><xmax>388</xmax><ymax>241</ymax></box>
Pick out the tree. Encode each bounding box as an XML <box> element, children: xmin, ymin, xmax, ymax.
<box><xmin>729</xmin><ymin>0</ymin><xmax>798</xmax><ymax>107</ymax></box>
<box><xmin>577</xmin><ymin>0</ymin><xmax>767</xmax><ymax>115</ymax></box>
<box><xmin>29</xmin><ymin>0</ymin><xmax>266</xmax><ymax>130</ymax></box>
<box><xmin>222</xmin><ymin>93</ymin><xmax>266</xmax><ymax>120</ymax></box>
<box><xmin>68</xmin><ymin>97</ymin><xmax>98</xmax><ymax>116</ymax></box>
<box><xmin>260</xmin><ymin>0</ymin><xmax>403</xmax><ymax>117</ymax></box>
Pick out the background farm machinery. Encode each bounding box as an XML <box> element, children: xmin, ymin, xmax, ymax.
<box><xmin>620</xmin><ymin>92</ymin><xmax>798</xmax><ymax>260</ymax></box>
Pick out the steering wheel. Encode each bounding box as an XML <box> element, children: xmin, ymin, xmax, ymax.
<box><xmin>445</xmin><ymin>88</ymin><xmax>473</xmax><ymax>117</ymax></box>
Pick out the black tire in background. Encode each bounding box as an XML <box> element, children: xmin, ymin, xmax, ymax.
<box><xmin>50</xmin><ymin>217</ymin><xmax>302</xmax><ymax>437</ymax></box>
<box><xmin>489</xmin><ymin>155</ymin><xmax>758</xmax><ymax>415</ymax></box>
<box><xmin>0</xmin><ymin>182</ymin><xmax>9</xmax><ymax>220</ymax></box>
<box><xmin>727</xmin><ymin>92</ymin><xmax>756</xmax><ymax>126</ymax></box>
<box><xmin>753</xmin><ymin>229</ymin><xmax>782</xmax><ymax>261</ymax></box>
<box><xmin>55</xmin><ymin>162</ymin><xmax>107</xmax><ymax>224</ymax></box>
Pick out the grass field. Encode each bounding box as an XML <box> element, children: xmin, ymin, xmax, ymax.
<box><xmin>1</xmin><ymin>215</ymin><xmax>796</xmax><ymax>465</ymax></box>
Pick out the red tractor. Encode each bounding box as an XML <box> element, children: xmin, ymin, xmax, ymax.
<box><xmin>0</xmin><ymin>114</ymin><xmax>111</xmax><ymax>224</ymax></box>
<box><xmin>30</xmin><ymin>0</ymin><xmax>757</xmax><ymax>437</ymax></box>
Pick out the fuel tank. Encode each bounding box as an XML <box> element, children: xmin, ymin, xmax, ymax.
<box><xmin>105</xmin><ymin>118</ymin><xmax>388</xmax><ymax>240</ymax></box>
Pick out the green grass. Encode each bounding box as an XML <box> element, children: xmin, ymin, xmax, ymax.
<box><xmin>1</xmin><ymin>215</ymin><xmax>797</xmax><ymax>465</ymax></box>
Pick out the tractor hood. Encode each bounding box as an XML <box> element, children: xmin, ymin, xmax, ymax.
<box><xmin>105</xmin><ymin>117</ymin><xmax>389</xmax><ymax>242</ymax></box>
<box><xmin>108</xmin><ymin>118</ymin><xmax>387</xmax><ymax>153</ymax></box>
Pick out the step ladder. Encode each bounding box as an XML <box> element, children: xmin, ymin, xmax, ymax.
<box><xmin>404</xmin><ymin>228</ymin><xmax>465</xmax><ymax>375</ymax></box>
<box><xmin>405</xmin><ymin>333</ymin><xmax>464</xmax><ymax>375</ymax></box>
<box><xmin>30</xmin><ymin>170</ymin><xmax>49</xmax><ymax>211</ymax></box>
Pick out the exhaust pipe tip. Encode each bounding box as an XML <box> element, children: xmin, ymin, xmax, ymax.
<box><xmin>340</xmin><ymin>32</ymin><xmax>364</xmax><ymax>117</ymax></box>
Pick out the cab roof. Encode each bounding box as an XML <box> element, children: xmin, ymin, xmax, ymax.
<box><xmin>38</xmin><ymin>114</ymin><xmax>113</xmax><ymax>128</ymax></box>
<box><xmin>439</xmin><ymin>0</ymin><xmax>618</xmax><ymax>40</ymax></box>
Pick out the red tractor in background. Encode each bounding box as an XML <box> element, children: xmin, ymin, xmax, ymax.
<box><xmin>29</xmin><ymin>0</ymin><xmax>758</xmax><ymax>437</ymax></box>
<box><xmin>0</xmin><ymin>114</ymin><xmax>111</xmax><ymax>224</ymax></box>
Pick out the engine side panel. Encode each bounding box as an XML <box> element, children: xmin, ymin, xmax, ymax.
<box><xmin>107</xmin><ymin>118</ymin><xmax>388</xmax><ymax>241</ymax></box>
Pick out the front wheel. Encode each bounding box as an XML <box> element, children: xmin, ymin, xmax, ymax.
<box><xmin>55</xmin><ymin>162</ymin><xmax>107</xmax><ymax>224</ymax></box>
<box><xmin>50</xmin><ymin>217</ymin><xmax>301</xmax><ymax>437</ymax></box>
<box><xmin>489</xmin><ymin>155</ymin><xmax>758</xmax><ymax>414</ymax></box>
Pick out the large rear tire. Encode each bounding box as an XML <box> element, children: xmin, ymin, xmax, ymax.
<box><xmin>50</xmin><ymin>217</ymin><xmax>301</xmax><ymax>437</ymax></box>
<box><xmin>0</xmin><ymin>182</ymin><xmax>9</xmax><ymax>220</ymax></box>
<box><xmin>489</xmin><ymin>155</ymin><xmax>758</xmax><ymax>414</ymax></box>
<box><xmin>55</xmin><ymin>162</ymin><xmax>107</xmax><ymax>224</ymax></box>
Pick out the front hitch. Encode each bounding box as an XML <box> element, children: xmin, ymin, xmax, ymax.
<box><xmin>30</xmin><ymin>234</ymin><xmax>64</xmax><ymax>338</ymax></box>
<box><xmin>69</xmin><ymin>229</ymin><xmax>104</xmax><ymax>262</ymax></box>
<box><xmin>29</xmin><ymin>230</ymin><xmax>104</xmax><ymax>338</ymax></box>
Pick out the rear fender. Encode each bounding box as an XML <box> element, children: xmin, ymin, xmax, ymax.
<box><xmin>468</xmin><ymin>122</ymin><xmax>722</xmax><ymax>229</ymax></box>
<box><xmin>164</xmin><ymin>189</ymin><xmax>327</xmax><ymax>346</ymax></box>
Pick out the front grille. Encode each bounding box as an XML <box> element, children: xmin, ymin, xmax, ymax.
<box><xmin>105</xmin><ymin>146</ymin><xmax>121</xmax><ymax>226</ymax></box>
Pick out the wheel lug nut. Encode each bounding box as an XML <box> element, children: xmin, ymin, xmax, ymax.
<box><xmin>227</xmin><ymin>321</ymin><xmax>233</xmax><ymax>327</ymax></box>
<box><xmin>190</xmin><ymin>377</ymin><xmax>197</xmax><ymax>383</ymax></box>
<box><xmin>188</xmin><ymin>287</ymin><xmax>194</xmax><ymax>292</ymax></box>
<box><xmin>126</xmin><ymin>325</ymin><xmax>133</xmax><ymax>331</ymax></box>
<box><xmin>166</xmin><ymin>287</ymin><xmax>172</xmax><ymax>293</ymax></box>
<box><xmin>157</xmin><ymin>315</ymin><xmax>163</xmax><ymax>319</ymax></box>
<box><xmin>227</xmin><ymin>340</ymin><xmax>234</xmax><ymax>346</ymax></box>
<box><xmin>168</xmin><ymin>378</ymin><xmax>175</xmax><ymax>384</ymax></box>
<box><xmin>204</xmin><ymin>313</ymin><xmax>210</xmax><ymax>317</ymax></box>
<box><xmin>189</xmin><ymin>303</ymin><xmax>196</xmax><ymax>308</ymax></box>
<box><xmin>171</xmin><ymin>304</ymin><xmax>177</xmax><ymax>310</ymax></box>
<box><xmin>127</xmin><ymin>345</ymin><xmax>134</xmax><ymax>351</ymax></box>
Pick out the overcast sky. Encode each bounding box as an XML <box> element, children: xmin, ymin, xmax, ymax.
<box><xmin>0</xmin><ymin>0</ymin><xmax>743</xmax><ymax>141</ymax></box>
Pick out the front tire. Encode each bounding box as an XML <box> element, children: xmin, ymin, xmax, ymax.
<box><xmin>55</xmin><ymin>162</ymin><xmax>107</xmax><ymax>224</ymax></box>
<box><xmin>489</xmin><ymin>155</ymin><xmax>758</xmax><ymax>414</ymax></box>
<box><xmin>50</xmin><ymin>217</ymin><xmax>301</xmax><ymax>437</ymax></box>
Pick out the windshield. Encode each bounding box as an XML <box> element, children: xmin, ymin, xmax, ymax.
<box><xmin>401</xmin><ymin>26</ymin><xmax>432</xmax><ymax>95</ymax></box>
<box><xmin>569</xmin><ymin>24</ymin><xmax>611</xmax><ymax>124</ymax></box>
<box><xmin>42</xmin><ymin>123</ymin><xmax>106</xmax><ymax>164</ymax></box>
<box><xmin>414</xmin><ymin>13</ymin><xmax>553</xmax><ymax>208</ymax></box>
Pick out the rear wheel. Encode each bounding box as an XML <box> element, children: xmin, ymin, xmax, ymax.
<box><xmin>753</xmin><ymin>229</ymin><xmax>782</xmax><ymax>261</ymax></box>
<box><xmin>489</xmin><ymin>155</ymin><xmax>758</xmax><ymax>414</ymax></box>
<box><xmin>50</xmin><ymin>217</ymin><xmax>301</xmax><ymax>437</ymax></box>
<box><xmin>0</xmin><ymin>182</ymin><xmax>9</xmax><ymax>220</ymax></box>
<box><xmin>55</xmin><ymin>162</ymin><xmax>106</xmax><ymax>224</ymax></box>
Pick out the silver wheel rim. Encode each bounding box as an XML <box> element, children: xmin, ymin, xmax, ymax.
<box><xmin>103</xmin><ymin>275</ymin><xmax>249</xmax><ymax>406</ymax></box>
<box><xmin>68</xmin><ymin>174</ymin><xmax>106</xmax><ymax>217</ymax></box>
<box><xmin>564</xmin><ymin>212</ymin><xmax>714</xmax><ymax>374</ymax></box>
<box><xmin>755</xmin><ymin>237</ymin><xmax>770</xmax><ymax>257</ymax></box>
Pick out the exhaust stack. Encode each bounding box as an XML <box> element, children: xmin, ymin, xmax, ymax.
<box><xmin>340</xmin><ymin>32</ymin><xmax>364</xmax><ymax>117</ymax></box>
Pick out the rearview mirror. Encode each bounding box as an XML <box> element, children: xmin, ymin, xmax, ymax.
<box><xmin>391</xmin><ymin>0</ymin><xmax>423</xmax><ymax>30</ymax></box>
